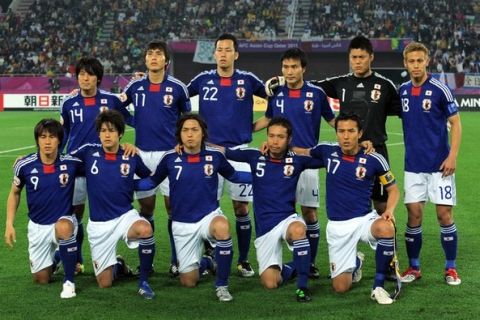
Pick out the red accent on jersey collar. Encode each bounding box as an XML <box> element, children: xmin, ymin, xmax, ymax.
<box><xmin>288</xmin><ymin>89</ymin><xmax>301</xmax><ymax>98</ymax></box>
<box><xmin>342</xmin><ymin>154</ymin><xmax>356</xmax><ymax>163</ymax></box>
<box><xmin>411</xmin><ymin>86</ymin><xmax>421</xmax><ymax>96</ymax></box>
<box><xmin>220</xmin><ymin>77</ymin><xmax>232</xmax><ymax>86</ymax></box>
<box><xmin>187</xmin><ymin>154</ymin><xmax>200</xmax><ymax>163</ymax></box>
<box><xmin>149</xmin><ymin>83</ymin><xmax>161</xmax><ymax>92</ymax></box>
<box><xmin>269</xmin><ymin>158</ymin><xmax>282</xmax><ymax>163</ymax></box>
<box><xmin>43</xmin><ymin>164</ymin><xmax>55</xmax><ymax>174</ymax></box>
<box><xmin>105</xmin><ymin>152</ymin><xmax>117</xmax><ymax>161</ymax></box>
<box><xmin>84</xmin><ymin>97</ymin><xmax>96</xmax><ymax>106</ymax></box>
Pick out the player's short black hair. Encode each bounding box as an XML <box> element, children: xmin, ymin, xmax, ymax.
<box><xmin>334</xmin><ymin>113</ymin><xmax>363</xmax><ymax>132</ymax></box>
<box><xmin>75</xmin><ymin>57</ymin><xmax>104</xmax><ymax>86</ymax></box>
<box><xmin>215</xmin><ymin>33</ymin><xmax>238</xmax><ymax>52</ymax></box>
<box><xmin>145</xmin><ymin>40</ymin><xmax>170</xmax><ymax>64</ymax></box>
<box><xmin>95</xmin><ymin>110</ymin><xmax>125</xmax><ymax>137</ymax></box>
<box><xmin>34</xmin><ymin>118</ymin><xmax>64</xmax><ymax>148</ymax></box>
<box><xmin>281</xmin><ymin>48</ymin><xmax>307</xmax><ymax>68</ymax></box>
<box><xmin>176</xmin><ymin>113</ymin><xmax>208</xmax><ymax>146</ymax></box>
<box><xmin>267</xmin><ymin>116</ymin><xmax>293</xmax><ymax>138</ymax></box>
<box><xmin>348</xmin><ymin>35</ymin><xmax>373</xmax><ymax>55</ymax></box>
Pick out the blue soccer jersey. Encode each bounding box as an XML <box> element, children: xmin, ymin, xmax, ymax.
<box><xmin>310</xmin><ymin>143</ymin><xmax>395</xmax><ymax>221</ymax></box>
<box><xmin>12</xmin><ymin>153</ymin><xmax>82</xmax><ymax>225</ymax></box>
<box><xmin>123</xmin><ymin>74</ymin><xmax>191</xmax><ymax>151</ymax></box>
<box><xmin>60</xmin><ymin>90</ymin><xmax>133</xmax><ymax>153</ymax></box>
<box><xmin>399</xmin><ymin>76</ymin><xmax>459</xmax><ymax>173</ymax></box>
<box><xmin>142</xmin><ymin>147</ymin><xmax>250</xmax><ymax>223</ymax></box>
<box><xmin>225</xmin><ymin>148</ymin><xmax>323</xmax><ymax>237</ymax></box>
<box><xmin>72</xmin><ymin>144</ymin><xmax>151</xmax><ymax>221</ymax></box>
<box><xmin>187</xmin><ymin>69</ymin><xmax>266</xmax><ymax>147</ymax></box>
<box><xmin>266</xmin><ymin>81</ymin><xmax>335</xmax><ymax>148</ymax></box>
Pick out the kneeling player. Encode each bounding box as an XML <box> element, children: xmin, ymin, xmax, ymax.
<box><xmin>72</xmin><ymin>110</ymin><xmax>156</xmax><ymax>299</ymax></box>
<box><xmin>5</xmin><ymin>119</ymin><xmax>82</xmax><ymax>298</ymax></box>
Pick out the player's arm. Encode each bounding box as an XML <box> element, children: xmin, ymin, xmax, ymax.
<box><xmin>134</xmin><ymin>157</ymin><xmax>168</xmax><ymax>191</ymax></box>
<box><xmin>113</xmin><ymin>97</ymin><xmax>135</xmax><ymax>127</ymax></box>
<box><xmin>379</xmin><ymin>171</ymin><xmax>399</xmax><ymax>221</ymax></box>
<box><xmin>225</xmin><ymin>147</ymin><xmax>256</xmax><ymax>163</ymax></box>
<box><xmin>440</xmin><ymin>113</ymin><xmax>461</xmax><ymax>177</ymax></box>
<box><xmin>291</xmin><ymin>146</ymin><xmax>311</xmax><ymax>156</ymax></box>
<box><xmin>5</xmin><ymin>184</ymin><xmax>22</xmax><ymax>248</ymax></box>
<box><xmin>219</xmin><ymin>155</ymin><xmax>252</xmax><ymax>184</ymax></box>
<box><xmin>252</xmin><ymin>116</ymin><xmax>271</xmax><ymax>132</ymax></box>
<box><xmin>310</xmin><ymin>78</ymin><xmax>338</xmax><ymax>99</ymax></box>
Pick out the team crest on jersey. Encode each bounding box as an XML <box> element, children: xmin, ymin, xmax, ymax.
<box><xmin>59</xmin><ymin>173</ymin><xmax>69</xmax><ymax>186</ymax></box>
<box><xmin>120</xmin><ymin>163</ymin><xmax>130</xmax><ymax>176</ymax></box>
<box><xmin>163</xmin><ymin>94</ymin><xmax>173</xmax><ymax>106</ymax></box>
<box><xmin>422</xmin><ymin>99</ymin><xmax>432</xmax><ymax>111</ymax></box>
<box><xmin>371</xmin><ymin>89</ymin><xmax>381</xmax><ymax>101</ymax></box>
<box><xmin>204</xmin><ymin>164</ymin><xmax>214</xmax><ymax>176</ymax></box>
<box><xmin>60</xmin><ymin>164</ymin><xmax>67</xmax><ymax>171</ymax></box>
<box><xmin>304</xmin><ymin>100</ymin><xmax>314</xmax><ymax>112</ymax></box>
<box><xmin>236</xmin><ymin>87</ymin><xmax>246</xmax><ymax>99</ymax></box>
<box><xmin>355</xmin><ymin>166</ymin><xmax>366</xmax><ymax>180</ymax></box>
<box><xmin>237</xmin><ymin>79</ymin><xmax>244</xmax><ymax>85</ymax></box>
<box><xmin>166</xmin><ymin>87</ymin><xmax>173</xmax><ymax>92</ymax></box>
<box><xmin>13</xmin><ymin>176</ymin><xmax>21</xmax><ymax>186</ymax></box>
<box><xmin>283</xmin><ymin>164</ymin><xmax>294</xmax><ymax>177</ymax></box>
<box><xmin>100</xmin><ymin>106</ymin><xmax>109</xmax><ymax>113</ymax></box>
<box><xmin>374</xmin><ymin>84</ymin><xmax>381</xmax><ymax>90</ymax></box>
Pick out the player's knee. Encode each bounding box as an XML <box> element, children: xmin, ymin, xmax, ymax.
<box><xmin>33</xmin><ymin>274</ymin><xmax>50</xmax><ymax>284</ymax></box>
<box><xmin>97</xmin><ymin>280</ymin><xmax>113</xmax><ymax>289</ymax></box>
<box><xmin>211</xmin><ymin>218</ymin><xmax>230</xmax><ymax>240</ymax></box>
<box><xmin>372</xmin><ymin>219</ymin><xmax>394</xmax><ymax>238</ymax></box>
<box><xmin>332</xmin><ymin>281</ymin><xmax>351</xmax><ymax>293</ymax></box>
<box><xmin>261</xmin><ymin>277</ymin><xmax>279</xmax><ymax>289</ymax></box>
<box><xmin>55</xmin><ymin>220</ymin><xmax>74</xmax><ymax>239</ymax></box>
<box><xmin>180</xmin><ymin>276</ymin><xmax>198</xmax><ymax>288</ymax></box>
<box><xmin>137</xmin><ymin>222</ymin><xmax>153</xmax><ymax>238</ymax></box>
<box><xmin>288</xmin><ymin>222</ymin><xmax>307</xmax><ymax>240</ymax></box>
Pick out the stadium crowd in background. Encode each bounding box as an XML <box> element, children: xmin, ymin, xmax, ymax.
<box><xmin>0</xmin><ymin>0</ymin><xmax>478</xmax><ymax>75</ymax></box>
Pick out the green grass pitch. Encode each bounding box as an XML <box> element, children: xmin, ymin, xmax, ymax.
<box><xmin>0</xmin><ymin>111</ymin><xmax>478</xmax><ymax>320</ymax></box>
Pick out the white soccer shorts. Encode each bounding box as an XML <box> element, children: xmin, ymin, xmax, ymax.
<box><xmin>72</xmin><ymin>176</ymin><xmax>87</xmax><ymax>206</ymax></box>
<box><xmin>217</xmin><ymin>144</ymin><xmax>253</xmax><ymax>202</ymax></box>
<box><xmin>135</xmin><ymin>150</ymin><xmax>170</xmax><ymax>199</ymax></box>
<box><xmin>295</xmin><ymin>168</ymin><xmax>320</xmax><ymax>208</ymax></box>
<box><xmin>404</xmin><ymin>171</ymin><xmax>456</xmax><ymax>206</ymax></box>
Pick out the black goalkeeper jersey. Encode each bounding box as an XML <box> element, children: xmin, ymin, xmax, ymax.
<box><xmin>311</xmin><ymin>72</ymin><xmax>401</xmax><ymax>146</ymax></box>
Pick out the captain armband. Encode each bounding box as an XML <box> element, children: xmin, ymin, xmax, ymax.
<box><xmin>378</xmin><ymin>171</ymin><xmax>395</xmax><ymax>186</ymax></box>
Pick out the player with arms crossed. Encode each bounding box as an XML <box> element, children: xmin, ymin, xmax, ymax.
<box><xmin>5</xmin><ymin>119</ymin><xmax>82</xmax><ymax>298</ymax></box>
<box><xmin>254</xmin><ymin>48</ymin><xmax>336</xmax><ymax>278</ymax></box>
<box><xmin>399</xmin><ymin>42</ymin><xmax>462</xmax><ymax>285</ymax></box>
<box><xmin>187</xmin><ymin>33</ymin><xmax>266</xmax><ymax>277</ymax></box>
<box><xmin>295</xmin><ymin>113</ymin><xmax>400</xmax><ymax>304</ymax></box>
<box><xmin>266</xmin><ymin>36</ymin><xmax>401</xmax><ymax>215</ymax></box>
<box><xmin>137</xmin><ymin>114</ymin><xmax>252</xmax><ymax>301</ymax></box>
<box><xmin>122</xmin><ymin>40</ymin><xmax>191</xmax><ymax>276</ymax></box>
<box><xmin>221</xmin><ymin>117</ymin><xmax>323</xmax><ymax>302</ymax></box>
<box><xmin>72</xmin><ymin>110</ymin><xmax>156</xmax><ymax>299</ymax></box>
<box><xmin>60</xmin><ymin>57</ymin><xmax>133</xmax><ymax>273</ymax></box>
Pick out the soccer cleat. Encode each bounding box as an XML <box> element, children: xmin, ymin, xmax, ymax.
<box><xmin>169</xmin><ymin>262</ymin><xmax>179</xmax><ymax>277</ymax></box>
<box><xmin>445</xmin><ymin>268</ymin><xmax>461</xmax><ymax>285</ymax></box>
<box><xmin>308</xmin><ymin>264</ymin><xmax>320</xmax><ymax>279</ymax></box>
<box><xmin>138</xmin><ymin>281</ymin><xmax>155</xmax><ymax>299</ymax></box>
<box><xmin>60</xmin><ymin>280</ymin><xmax>76</xmax><ymax>299</ymax></box>
<box><xmin>216</xmin><ymin>286</ymin><xmax>233</xmax><ymax>302</ymax></box>
<box><xmin>202</xmin><ymin>255</ymin><xmax>217</xmax><ymax>276</ymax></box>
<box><xmin>400</xmin><ymin>267</ymin><xmax>422</xmax><ymax>283</ymax></box>
<box><xmin>295</xmin><ymin>288</ymin><xmax>312</xmax><ymax>303</ymax></box>
<box><xmin>237</xmin><ymin>261</ymin><xmax>255</xmax><ymax>278</ymax></box>
<box><xmin>74</xmin><ymin>263</ymin><xmax>85</xmax><ymax>275</ymax></box>
<box><xmin>371</xmin><ymin>287</ymin><xmax>394</xmax><ymax>305</ymax></box>
<box><xmin>116</xmin><ymin>256</ymin><xmax>133</xmax><ymax>277</ymax></box>
<box><xmin>352</xmin><ymin>251</ymin><xmax>365</xmax><ymax>283</ymax></box>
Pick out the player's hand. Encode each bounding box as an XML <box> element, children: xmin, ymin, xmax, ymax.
<box><xmin>121</xmin><ymin>143</ymin><xmax>138</xmax><ymax>157</ymax></box>
<box><xmin>119</xmin><ymin>92</ymin><xmax>128</xmax><ymax>102</ymax></box>
<box><xmin>265</xmin><ymin>76</ymin><xmax>285</xmax><ymax>97</ymax></box>
<box><xmin>132</xmin><ymin>72</ymin><xmax>146</xmax><ymax>81</ymax></box>
<box><xmin>439</xmin><ymin>155</ymin><xmax>456</xmax><ymax>177</ymax></box>
<box><xmin>69</xmin><ymin>88</ymin><xmax>80</xmax><ymax>96</ymax></box>
<box><xmin>360</xmin><ymin>140</ymin><xmax>375</xmax><ymax>154</ymax></box>
<box><xmin>259</xmin><ymin>141</ymin><xmax>268</xmax><ymax>155</ymax></box>
<box><xmin>175</xmin><ymin>144</ymin><xmax>183</xmax><ymax>155</ymax></box>
<box><xmin>381</xmin><ymin>210</ymin><xmax>395</xmax><ymax>222</ymax></box>
<box><xmin>4</xmin><ymin>225</ymin><xmax>16</xmax><ymax>248</ymax></box>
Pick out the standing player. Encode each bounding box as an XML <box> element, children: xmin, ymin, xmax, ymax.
<box><xmin>122</xmin><ymin>40</ymin><xmax>191</xmax><ymax>276</ymax></box>
<box><xmin>399</xmin><ymin>42</ymin><xmax>462</xmax><ymax>285</ymax></box>
<box><xmin>297</xmin><ymin>113</ymin><xmax>400</xmax><ymax>305</ymax></box>
<box><xmin>266</xmin><ymin>35</ymin><xmax>401</xmax><ymax>214</ymax></box>
<box><xmin>137</xmin><ymin>114</ymin><xmax>252</xmax><ymax>301</ymax></box>
<box><xmin>187</xmin><ymin>33</ymin><xmax>266</xmax><ymax>277</ymax></box>
<box><xmin>253</xmin><ymin>48</ymin><xmax>335</xmax><ymax>278</ymax></box>
<box><xmin>5</xmin><ymin>119</ymin><xmax>82</xmax><ymax>298</ymax></box>
<box><xmin>60</xmin><ymin>57</ymin><xmax>133</xmax><ymax>273</ymax></box>
<box><xmin>72</xmin><ymin>110</ymin><xmax>156</xmax><ymax>299</ymax></box>
<box><xmin>222</xmin><ymin>117</ymin><xmax>323</xmax><ymax>302</ymax></box>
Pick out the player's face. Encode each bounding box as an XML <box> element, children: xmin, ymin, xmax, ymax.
<box><xmin>37</xmin><ymin>130</ymin><xmax>59</xmax><ymax>158</ymax></box>
<box><xmin>77</xmin><ymin>69</ymin><xmax>98</xmax><ymax>92</ymax></box>
<box><xmin>267</xmin><ymin>125</ymin><xmax>290</xmax><ymax>158</ymax></box>
<box><xmin>181</xmin><ymin>119</ymin><xmax>203</xmax><ymax>153</ymax></box>
<box><xmin>145</xmin><ymin>48</ymin><xmax>167</xmax><ymax>72</ymax></box>
<box><xmin>404</xmin><ymin>50</ymin><xmax>430</xmax><ymax>84</ymax></box>
<box><xmin>349</xmin><ymin>49</ymin><xmax>373</xmax><ymax>77</ymax></box>
<box><xmin>214</xmin><ymin>40</ymin><xmax>238</xmax><ymax>69</ymax></box>
<box><xmin>336</xmin><ymin>120</ymin><xmax>362</xmax><ymax>155</ymax></box>
<box><xmin>99</xmin><ymin>122</ymin><xmax>120</xmax><ymax>152</ymax></box>
<box><xmin>282</xmin><ymin>58</ymin><xmax>305</xmax><ymax>89</ymax></box>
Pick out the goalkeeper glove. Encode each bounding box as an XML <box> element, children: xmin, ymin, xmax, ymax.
<box><xmin>265</xmin><ymin>76</ymin><xmax>285</xmax><ymax>97</ymax></box>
